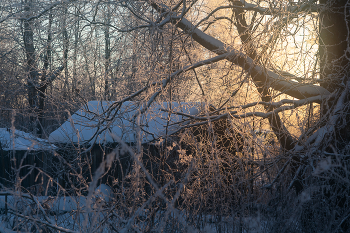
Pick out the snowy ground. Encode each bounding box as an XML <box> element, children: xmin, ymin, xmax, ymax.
<box><xmin>0</xmin><ymin>184</ymin><xmax>268</xmax><ymax>233</ymax></box>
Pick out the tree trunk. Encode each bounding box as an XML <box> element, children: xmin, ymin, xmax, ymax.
<box><xmin>72</xmin><ymin>5</ymin><xmax>80</xmax><ymax>94</ymax></box>
<box><xmin>23</xmin><ymin>1</ymin><xmax>38</xmax><ymax>111</ymax></box>
<box><xmin>104</xmin><ymin>6</ymin><xmax>111</xmax><ymax>100</ymax></box>
<box><xmin>37</xmin><ymin>12</ymin><xmax>53</xmax><ymax>138</ymax></box>
<box><xmin>23</xmin><ymin>0</ymin><xmax>39</xmax><ymax>134</ymax></box>
<box><xmin>62</xmin><ymin>5</ymin><xmax>69</xmax><ymax>98</ymax></box>
<box><xmin>319</xmin><ymin>0</ymin><xmax>350</xmax><ymax>94</ymax></box>
<box><xmin>233</xmin><ymin>2</ymin><xmax>295</xmax><ymax>151</ymax></box>
<box><xmin>319</xmin><ymin>0</ymin><xmax>350</xmax><ymax>148</ymax></box>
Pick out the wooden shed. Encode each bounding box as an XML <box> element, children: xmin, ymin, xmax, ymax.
<box><xmin>0</xmin><ymin>128</ymin><xmax>56</xmax><ymax>193</ymax></box>
<box><xmin>48</xmin><ymin>101</ymin><xmax>202</xmax><ymax>190</ymax></box>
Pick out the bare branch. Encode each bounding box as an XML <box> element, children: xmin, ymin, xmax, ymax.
<box><xmin>134</xmin><ymin>52</ymin><xmax>236</xmax><ymax>119</ymax></box>
<box><xmin>7</xmin><ymin>210</ymin><xmax>79</xmax><ymax>233</ymax></box>
<box><xmin>151</xmin><ymin>2</ymin><xmax>330</xmax><ymax>100</ymax></box>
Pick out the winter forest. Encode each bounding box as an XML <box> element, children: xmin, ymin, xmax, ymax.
<box><xmin>0</xmin><ymin>0</ymin><xmax>349</xmax><ymax>232</ymax></box>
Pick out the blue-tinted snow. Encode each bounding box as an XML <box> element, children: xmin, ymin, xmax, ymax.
<box><xmin>0</xmin><ymin>128</ymin><xmax>56</xmax><ymax>151</ymax></box>
<box><xmin>49</xmin><ymin>101</ymin><xmax>204</xmax><ymax>144</ymax></box>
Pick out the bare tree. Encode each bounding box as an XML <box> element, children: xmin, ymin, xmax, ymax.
<box><xmin>104</xmin><ymin>4</ymin><xmax>112</xmax><ymax>100</ymax></box>
<box><xmin>2</xmin><ymin>0</ymin><xmax>350</xmax><ymax>232</ymax></box>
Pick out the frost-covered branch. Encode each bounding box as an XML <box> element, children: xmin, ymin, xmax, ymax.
<box><xmin>294</xmin><ymin>85</ymin><xmax>349</xmax><ymax>153</ymax></box>
<box><xmin>7</xmin><ymin>210</ymin><xmax>78</xmax><ymax>233</ymax></box>
<box><xmin>231</xmin><ymin>0</ymin><xmax>319</xmax><ymax>14</ymax></box>
<box><xmin>133</xmin><ymin>52</ymin><xmax>237</xmax><ymax>119</ymax></box>
<box><xmin>161</xmin><ymin>94</ymin><xmax>324</xmax><ymax>124</ymax></box>
<box><xmin>0</xmin><ymin>0</ymin><xmax>74</xmax><ymax>23</ymax></box>
<box><xmin>150</xmin><ymin>1</ymin><xmax>330</xmax><ymax>100</ymax></box>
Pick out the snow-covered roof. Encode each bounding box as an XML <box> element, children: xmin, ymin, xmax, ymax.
<box><xmin>0</xmin><ymin>128</ymin><xmax>56</xmax><ymax>151</ymax></box>
<box><xmin>49</xmin><ymin>101</ymin><xmax>203</xmax><ymax>144</ymax></box>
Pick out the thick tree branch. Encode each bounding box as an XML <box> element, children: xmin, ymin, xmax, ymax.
<box><xmin>162</xmin><ymin>94</ymin><xmax>324</xmax><ymax>139</ymax></box>
<box><xmin>150</xmin><ymin>2</ymin><xmax>330</xmax><ymax>100</ymax></box>
<box><xmin>232</xmin><ymin>1</ymin><xmax>296</xmax><ymax>150</ymax></box>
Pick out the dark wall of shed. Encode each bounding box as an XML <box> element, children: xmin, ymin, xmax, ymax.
<box><xmin>53</xmin><ymin>143</ymin><xmax>133</xmax><ymax>195</ymax></box>
<box><xmin>49</xmin><ymin>116</ymin><xmax>245</xmax><ymax>197</ymax></box>
<box><xmin>0</xmin><ymin>149</ymin><xmax>53</xmax><ymax>194</ymax></box>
